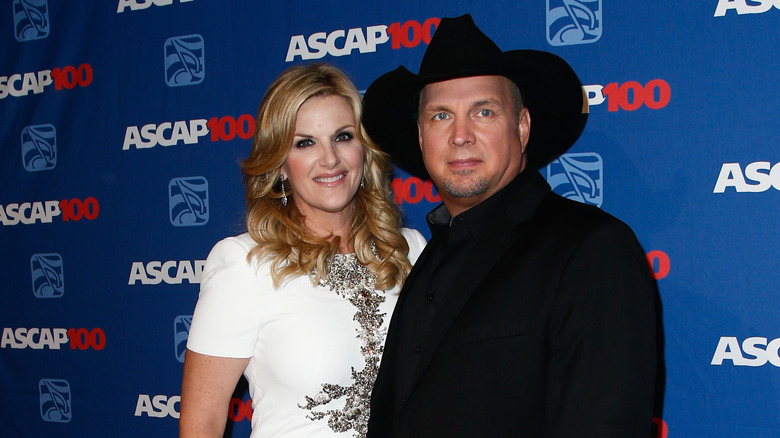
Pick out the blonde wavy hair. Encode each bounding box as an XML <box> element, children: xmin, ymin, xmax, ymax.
<box><xmin>241</xmin><ymin>63</ymin><xmax>411</xmax><ymax>290</ymax></box>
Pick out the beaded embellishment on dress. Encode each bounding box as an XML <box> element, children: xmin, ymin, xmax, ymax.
<box><xmin>299</xmin><ymin>253</ymin><xmax>384</xmax><ymax>438</ymax></box>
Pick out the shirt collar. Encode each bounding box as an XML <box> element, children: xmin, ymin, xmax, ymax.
<box><xmin>426</xmin><ymin>169</ymin><xmax>538</xmax><ymax>241</ymax></box>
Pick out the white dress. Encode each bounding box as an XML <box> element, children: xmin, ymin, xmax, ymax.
<box><xmin>186</xmin><ymin>228</ymin><xmax>426</xmax><ymax>438</ymax></box>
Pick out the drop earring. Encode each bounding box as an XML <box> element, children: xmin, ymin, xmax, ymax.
<box><xmin>280</xmin><ymin>174</ymin><xmax>288</xmax><ymax>206</ymax></box>
<box><xmin>360</xmin><ymin>176</ymin><xmax>365</xmax><ymax>188</ymax></box>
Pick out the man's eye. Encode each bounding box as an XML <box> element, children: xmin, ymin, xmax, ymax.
<box><xmin>477</xmin><ymin>109</ymin><xmax>493</xmax><ymax>117</ymax></box>
<box><xmin>432</xmin><ymin>112</ymin><xmax>448</xmax><ymax>121</ymax></box>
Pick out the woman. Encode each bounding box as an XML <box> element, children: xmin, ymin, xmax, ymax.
<box><xmin>179</xmin><ymin>63</ymin><xmax>425</xmax><ymax>438</ymax></box>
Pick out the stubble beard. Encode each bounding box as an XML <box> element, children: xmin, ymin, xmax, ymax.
<box><xmin>439</xmin><ymin>170</ymin><xmax>489</xmax><ymax>198</ymax></box>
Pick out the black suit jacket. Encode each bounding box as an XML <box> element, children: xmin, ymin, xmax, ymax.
<box><xmin>368</xmin><ymin>171</ymin><xmax>658</xmax><ymax>437</ymax></box>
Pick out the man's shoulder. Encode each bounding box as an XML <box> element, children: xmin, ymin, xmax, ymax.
<box><xmin>541</xmin><ymin>191</ymin><xmax>618</xmax><ymax>222</ymax></box>
<box><xmin>531</xmin><ymin>191</ymin><xmax>639</xmax><ymax>243</ymax></box>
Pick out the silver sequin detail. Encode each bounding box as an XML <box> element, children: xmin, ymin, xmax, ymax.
<box><xmin>299</xmin><ymin>253</ymin><xmax>384</xmax><ymax>438</ymax></box>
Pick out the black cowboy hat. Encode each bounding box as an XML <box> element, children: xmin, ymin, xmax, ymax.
<box><xmin>362</xmin><ymin>14</ymin><xmax>588</xmax><ymax>179</ymax></box>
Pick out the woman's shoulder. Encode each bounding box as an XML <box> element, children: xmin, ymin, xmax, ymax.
<box><xmin>201</xmin><ymin>233</ymin><xmax>262</xmax><ymax>271</ymax></box>
<box><xmin>199</xmin><ymin>233</ymin><xmax>276</xmax><ymax>294</ymax></box>
<box><xmin>208</xmin><ymin>232</ymin><xmax>256</xmax><ymax>255</ymax></box>
<box><xmin>220</xmin><ymin>232</ymin><xmax>254</xmax><ymax>247</ymax></box>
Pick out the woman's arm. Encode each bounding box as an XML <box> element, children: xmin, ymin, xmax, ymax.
<box><xmin>179</xmin><ymin>349</ymin><xmax>250</xmax><ymax>437</ymax></box>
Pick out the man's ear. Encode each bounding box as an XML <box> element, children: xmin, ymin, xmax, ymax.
<box><xmin>518</xmin><ymin>107</ymin><xmax>531</xmax><ymax>154</ymax></box>
<box><xmin>417</xmin><ymin>121</ymin><xmax>424</xmax><ymax>152</ymax></box>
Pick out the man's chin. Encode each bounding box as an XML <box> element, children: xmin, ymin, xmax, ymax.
<box><xmin>439</xmin><ymin>177</ymin><xmax>490</xmax><ymax>199</ymax></box>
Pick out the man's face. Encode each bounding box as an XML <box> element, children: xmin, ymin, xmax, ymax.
<box><xmin>417</xmin><ymin>75</ymin><xmax>530</xmax><ymax>216</ymax></box>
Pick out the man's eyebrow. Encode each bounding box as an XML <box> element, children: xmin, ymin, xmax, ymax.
<box><xmin>420</xmin><ymin>104</ymin><xmax>451</xmax><ymax>114</ymax></box>
<box><xmin>470</xmin><ymin>98</ymin><xmax>501</xmax><ymax>109</ymax></box>
<box><xmin>421</xmin><ymin>98</ymin><xmax>501</xmax><ymax>113</ymax></box>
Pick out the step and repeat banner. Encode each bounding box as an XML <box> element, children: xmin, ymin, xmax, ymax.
<box><xmin>2</xmin><ymin>1</ymin><xmax>778</xmax><ymax>437</ymax></box>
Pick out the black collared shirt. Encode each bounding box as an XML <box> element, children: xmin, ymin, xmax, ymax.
<box><xmin>394</xmin><ymin>170</ymin><xmax>536</xmax><ymax>394</ymax></box>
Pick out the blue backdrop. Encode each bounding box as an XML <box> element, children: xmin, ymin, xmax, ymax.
<box><xmin>2</xmin><ymin>1</ymin><xmax>779</xmax><ymax>437</ymax></box>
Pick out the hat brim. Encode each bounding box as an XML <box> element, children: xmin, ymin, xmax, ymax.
<box><xmin>362</xmin><ymin>50</ymin><xmax>587</xmax><ymax>179</ymax></box>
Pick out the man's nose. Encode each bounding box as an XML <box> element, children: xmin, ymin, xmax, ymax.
<box><xmin>451</xmin><ymin>117</ymin><xmax>475</xmax><ymax>147</ymax></box>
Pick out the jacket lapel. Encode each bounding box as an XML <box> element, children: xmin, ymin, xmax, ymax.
<box><xmin>374</xmin><ymin>236</ymin><xmax>439</xmax><ymax>403</ymax></box>
<box><xmin>402</xmin><ymin>171</ymin><xmax>551</xmax><ymax>397</ymax></box>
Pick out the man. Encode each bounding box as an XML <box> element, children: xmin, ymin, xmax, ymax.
<box><xmin>361</xmin><ymin>14</ymin><xmax>659</xmax><ymax>437</ymax></box>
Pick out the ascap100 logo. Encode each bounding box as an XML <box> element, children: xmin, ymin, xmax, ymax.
<box><xmin>128</xmin><ymin>260</ymin><xmax>205</xmax><ymax>285</ymax></box>
<box><xmin>165</xmin><ymin>34</ymin><xmax>204</xmax><ymax>87</ymax></box>
<box><xmin>712</xmin><ymin>336</ymin><xmax>780</xmax><ymax>367</ymax></box>
<box><xmin>714</xmin><ymin>0</ymin><xmax>780</xmax><ymax>16</ymax></box>
<box><xmin>40</xmin><ymin>378</ymin><xmax>71</xmax><ymax>423</ymax></box>
<box><xmin>117</xmin><ymin>0</ymin><xmax>192</xmax><ymax>13</ymax></box>
<box><xmin>545</xmin><ymin>152</ymin><xmax>603</xmax><ymax>207</ymax></box>
<box><xmin>169</xmin><ymin>177</ymin><xmax>209</xmax><ymax>226</ymax></box>
<box><xmin>31</xmin><ymin>253</ymin><xmax>64</xmax><ymax>298</ymax></box>
<box><xmin>13</xmin><ymin>0</ymin><xmax>49</xmax><ymax>41</ymax></box>
<box><xmin>0</xmin><ymin>197</ymin><xmax>99</xmax><ymax>226</ymax></box>
<box><xmin>0</xmin><ymin>64</ymin><xmax>93</xmax><ymax>99</ymax></box>
<box><xmin>2</xmin><ymin>327</ymin><xmax>106</xmax><ymax>350</ymax></box>
<box><xmin>713</xmin><ymin>161</ymin><xmax>780</xmax><ymax>193</ymax></box>
<box><xmin>122</xmin><ymin>114</ymin><xmax>254</xmax><ymax>150</ymax></box>
<box><xmin>286</xmin><ymin>17</ymin><xmax>440</xmax><ymax>62</ymax></box>
<box><xmin>546</xmin><ymin>0</ymin><xmax>602</xmax><ymax>46</ymax></box>
<box><xmin>22</xmin><ymin>124</ymin><xmax>57</xmax><ymax>171</ymax></box>
<box><xmin>584</xmin><ymin>79</ymin><xmax>671</xmax><ymax>112</ymax></box>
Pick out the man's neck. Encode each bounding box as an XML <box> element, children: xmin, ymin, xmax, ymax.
<box><xmin>441</xmin><ymin>170</ymin><xmax>525</xmax><ymax>217</ymax></box>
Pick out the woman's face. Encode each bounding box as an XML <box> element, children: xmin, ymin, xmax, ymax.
<box><xmin>282</xmin><ymin>94</ymin><xmax>364</xmax><ymax>228</ymax></box>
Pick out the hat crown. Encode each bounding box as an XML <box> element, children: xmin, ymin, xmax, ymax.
<box><xmin>419</xmin><ymin>15</ymin><xmax>505</xmax><ymax>77</ymax></box>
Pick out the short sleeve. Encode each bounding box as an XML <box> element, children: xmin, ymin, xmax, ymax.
<box><xmin>186</xmin><ymin>236</ymin><xmax>268</xmax><ymax>358</ymax></box>
<box><xmin>401</xmin><ymin>227</ymin><xmax>427</xmax><ymax>264</ymax></box>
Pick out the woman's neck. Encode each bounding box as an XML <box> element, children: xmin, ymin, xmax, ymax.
<box><xmin>303</xmin><ymin>215</ymin><xmax>353</xmax><ymax>253</ymax></box>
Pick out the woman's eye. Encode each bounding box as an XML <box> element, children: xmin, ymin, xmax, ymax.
<box><xmin>335</xmin><ymin>132</ymin><xmax>354</xmax><ymax>142</ymax></box>
<box><xmin>296</xmin><ymin>139</ymin><xmax>314</xmax><ymax>148</ymax></box>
